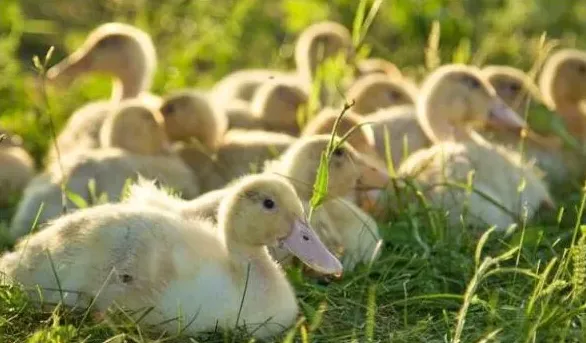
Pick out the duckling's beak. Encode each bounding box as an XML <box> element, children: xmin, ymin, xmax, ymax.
<box><xmin>46</xmin><ymin>51</ymin><xmax>91</xmax><ymax>88</ymax></box>
<box><xmin>279</xmin><ymin>218</ymin><xmax>343</xmax><ymax>276</ymax></box>
<box><xmin>357</xmin><ymin>155</ymin><xmax>391</xmax><ymax>189</ymax></box>
<box><xmin>487</xmin><ymin>98</ymin><xmax>527</xmax><ymax>130</ymax></box>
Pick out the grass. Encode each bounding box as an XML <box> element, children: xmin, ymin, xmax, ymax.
<box><xmin>2</xmin><ymin>0</ymin><xmax>586</xmax><ymax>342</ymax></box>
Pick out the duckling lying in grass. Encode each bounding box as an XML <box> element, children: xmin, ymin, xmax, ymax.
<box><xmin>162</xmin><ymin>91</ymin><xmax>295</xmax><ymax>193</ymax></box>
<box><xmin>482</xmin><ymin>65</ymin><xmax>583</xmax><ymax>185</ymax></box>
<box><xmin>0</xmin><ymin>131</ymin><xmax>35</xmax><ymax>207</ymax></box>
<box><xmin>392</xmin><ymin>64</ymin><xmax>553</xmax><ymax>231</ymax></box>
<box><xmin>46</xmin><ymin>22</ymin><xmax>160</xmax><ymax>163</ymax></box>
<box><xmin>10</xmin><ymin>101</ymin><xmax>198</xmax><ymax>240</ymax></box>
<box><xmin>0</xmin><ymin>174</ymin><xmax>342</xmax><ymax>340</ymax></box>
<box><xmin>128</xmin><ymin>136</ymin><xmax>388</xmax><ymax>272</ymax></box>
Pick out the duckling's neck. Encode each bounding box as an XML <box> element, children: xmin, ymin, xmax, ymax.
<box><xmin>555</xmin><ymin>101</ymin><xmax>586</xmax><ymax>141</ymax></box>
<box><xmin>110</xmin><ymin>68</ymin><xmax>148</xmax><ymax>103</ymax></box>
<box><xmin>225</xmin><ymin>242</ymin><xmax>281</xmax><ymax>282</ymax></box>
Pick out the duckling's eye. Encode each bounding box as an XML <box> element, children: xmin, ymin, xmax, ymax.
<box><xmin>160</xmin><ymin>103</ymin><xmax>175</xmax><ymax>116</ymax></box>
<box><xmin>263</xmin><ymin>198</ymin><xmax>275</xmax><ymax>210</ymax></box>
<box><xmin>578</xmin><ymin>64</ymin><xmax>586</xmax><ymax>74</ymax></box>
<box><xmin>463</xmin><ymin>76</ymin><xmax>481</xmax><ymax>89</ymax></box>
<box><xmin>387</xmin><ymin>91</ymin><xmax>400</xmax><ymax>101</ymax></box>
<box><xmin>509</xmin><ymin>83</ymin><xmax>521</xmax><ymax>93</ymax></box>
<box><xmin>332</xmin><ymin>147</ymin><xmax>344</xmax><ymax>157</ymax></box>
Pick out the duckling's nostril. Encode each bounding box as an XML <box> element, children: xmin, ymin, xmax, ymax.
<box><xmin>120</xmin><ymin>274</ymin><xmax>133</xmax><ymax>283</ymax></box>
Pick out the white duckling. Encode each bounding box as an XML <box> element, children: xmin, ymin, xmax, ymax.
<box><xmin>393</xmin><ymin>64</ymin><xmax>553</xmax><ymax>231</ymax></box>
<box><xmin>0</xmin><ymin>174</ymin><xmax>342</xmax><ymax>339</ymax></box>
<box><xmin>46</xmin><ymin>22</ymin><xmax>160</xmax><ymax>163</ymax></box>
<box><xmin>0</xmin><ymin>132</ymin><xmax>35</xmax><ymax>206</ymax></box>
<box><xmin>10</xmin><ymin>101</ymin><xmax>199</xmax><ymax>239</ymax></box>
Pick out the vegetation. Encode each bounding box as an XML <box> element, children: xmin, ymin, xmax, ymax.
<box><xmin>2</xmin><ymin>0</ymin><xmax>586</xmax><ymax>341</ymax></box>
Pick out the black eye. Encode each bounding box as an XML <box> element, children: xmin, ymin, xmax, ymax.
<box><xmin>263</xmin><ymin>198</ymin><xmax>275</xmax><ymax>209</ymax></box>
<box><xmin>510</xmin><ymin>83</ymin><xmax>521</xmax><ymax>93</ymax></box>
<box><xmin>120</xmin><ymin>274</ymin><xmax>133</xmax><ymax>283</ymax></box>
<box><xmin>387</xmin><ymin>91</ymin><xmax>400</xmax><ymax>101</ymax></box>
<box><xmin>160</xmin><ymin>103</ymin><xmax>175</xmax><ymax>116</ymax></box>
<box><xmin>332</xmin><ymin>147</ymin><xmax>344</xmax><ymax>157</ymax></box>
<box><xmin>302</xmin><ymin>234</ymin><xmax>309</xmax><ymax>241</ymax></box>
<box><xmin>578</xmin><ymin>64</ymin><xmax>586</xmax><ymax>74</ymax></box>
<box><xmin>464</xmin><ymin>76</ymin><xmax>481</xmax><ymax>89</ymax></box>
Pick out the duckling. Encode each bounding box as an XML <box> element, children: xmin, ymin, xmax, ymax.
<box><xmin>177</xmin><ymin>129</ymin><xmax>295</xmax><ymax>193</ymax></box>
<box><xmin>250</xmin><ymin>79</ymin><xmax>309</xmax><ymax>135</ymax></box>
<box><xmin>345</xmin><ymin>74</ymin><xmax>418</xmax><ymax>116</ymax></box>
<box><xmin>392</xmin><ymin>65</ymin><xmax>552</xmax><ymax>231</ymax></box>
<box><xmin>482</xmin><ymin>65</ymin><xmax>580</xmax><ymax>184</ymax></box>
<box><xmin>10</xmin><ymin>101</ymin><xmax>199</xmax><ymax>240</ymax></box>
<box><xmin>355</xmin><ymin>58</ymin><xmax>402</xmax><ymax>78</ymax></box>
<box><xmin>211</xmin><ymin>21</ymin><xmax>353</xmax><ymax>111</ymax></box>
<box><xmin>301</xmin><ymin>107</ymin><xmax>378</xmax><ymax>158</ymax></box>
<box><xmin>159</xmin><ymin>89</ymin><xmax>227</xmax><ymax>151</ymax></box>
<box><xmin>128</xmin><ymin>136</ymin><xmax>388</xmax><ymax>271</ymax></box>
<box><xmin>224</xmin><ymin>99</ymin><xmax>265</xmax><ymax>130</ymax></box>
<box><xmin>210</xmin><ymin>69</ymin><xmax>290</xmax><ymax>104</ymax></box>
<box><xmin>539</xmin><ymin>48</ymin><xmax>586</xmax><ymax>142</ymax></box>
<box><xmin>263</xmin><ymin>135</ymin><xmax>388</xmax><ymax>270</ymax></box>
<box><xmin>0</xmin><ymin>174</ymin><xmax>342</xmax><ymax>339</ymax></box>
<box><xmin>46</xmin><ymin>22</ymin><xmax>159</xmax><ymax>163</ymax></box>
<box><xmin>364</xmin><ymin>105</ymin><xmax>430</xmax><ymax>169</ymax></box>
<box><xmin>0</xmin><ymin>133</ymin><xmax>35</xmax><ymax>206</ymax></box>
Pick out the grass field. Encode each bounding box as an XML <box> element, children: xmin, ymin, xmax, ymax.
<box><xmin>2</xmin><ymin>0</ymin><xmax>586</xmax><ymax>342</ymax></box>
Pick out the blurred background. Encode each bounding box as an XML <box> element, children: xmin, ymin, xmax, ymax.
<box><xmin>1</xmin><ymin>0</ymin><xmax>586</xmax><ymax>160</ymax></box>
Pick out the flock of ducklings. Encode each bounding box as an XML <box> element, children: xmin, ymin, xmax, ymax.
<box><xmin>1</xmin><ymin>20</ymin><xmax>586</xmax><ymax>339</ymax></box>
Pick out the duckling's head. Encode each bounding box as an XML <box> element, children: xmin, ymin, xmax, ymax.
<box><xmin>251</xmin><ymin>80</ymin><xmax>309</xmax><ymax>135</ymax></box>
<box><xmin>270</xmin><ymin>135</ymin><xmax>389</xmax><ymax>200</ymax></box>
<box><xmin>47</xmin><ymin>22</ymin><xmax>156</xmax><ymax>98</ymax></box>
<box><xmin>302</xmin><ymin>107</ymin><xmax>377</xmax><ymax>157</ymax></box>
<box><xmin>100</xmin><ymin>100</ymin><xmax>168</xmax><ymax>154</ymax></box>
<box><xmin>418</xmin><ymin>64</ymin><xmax>526</xmax><ymax>143</ymax></box>
<box><xmin>356</xmin><ymin>58</ymin><xmax>402</xmax><ymax>78</ymax></box>
<box><xmin>159</xmin><ymin>90</ymin><xmax>227</xmax><ymax>150</ymax></box>
<box><xmin>482</xmin><ymin>65</ymin><xmax>542</xmax><ymax>114</ymax></box>
<box><xmin>539</xmin><ymin>49</ymin><xmax>586</xmax><ymax>108</ymax></box>
<box><xmin>295</xmin><ymin>21</ymin><xmax>354</xmax><ymax>83</ymax></box>
<box><xmin>219</xmin><ymin>174</ymin><xmax>343</xmax><ymax>275</ymax></box>
<box><xmin>346</xmin><ymin>74</ymin><xmax>418</xmax><ymax>115</ymax></box>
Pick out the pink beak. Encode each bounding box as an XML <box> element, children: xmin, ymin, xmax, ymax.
<box><xmin>487</xmin><ymin>98</ymin><xmax>526</xmax><ymax>130</ymax></box>
<box><xmin>279</xmin><ymin>218</ymin><xmax>343</xmax><ymax>276</ymax></box>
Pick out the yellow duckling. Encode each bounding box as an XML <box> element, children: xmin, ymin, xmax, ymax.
<box><xmin>46</xmin><ymin>22</ymin><xmax>160</xmax><ymax>163</ymax></box>
<box><xmin>127</xmin><ymin>135</ymin><xmax>388</xmax><ymax>271</ymax></box>
<box><xmin>345</xmin><ymin>74</ymin><xmax>418</xmax><ymax>115</ymax></box>
<box><xmin>394</xmin><ymin>64</ymin><xmax>552</xmax><ymax>231</ymax></box>
<box><xmin>0</xmin><ymin>174</ymin><xmax>342</xmax><ymax>339</ymax></box>
<box><xmin>0</xmin><ymin>132</ymin><xmax>35</xmax><ymax>206</ymax></box>
<box><xmin>482</xmin><ymin>65</ymin><xmax>580</xmax><ymax>184</ymax></box>
<box><xmin>211</xmin><ymin>21</ymin><xmax>353</xmax><ymax>112</ymax></box>
<box><xmin>162</xmin><ymin>91</ymin><xmax>295</xmax><ymax>193</ymax></box>
<box><xmin>262</xmin><ymin>135</ymin><xmax>388</xmax><ymax>270</ymax></box>
<box><xmin>10</xmin><ymin>101</ymin><xmax>199</xmax><ymax>240</ymax></box>
<box><xmin>159</xmin><ymin>89</ymin><xmax>228</xmax><ymax>151</ymax></box>
<box><xmin>250</xmin><ymin>79</ymin><xmax>310</xmax><ymax>135</ymax></box>
<box><xmin>539</xmin><ymin>48</ymin><xmax>586</xmax><ymax>142</ymax></box>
